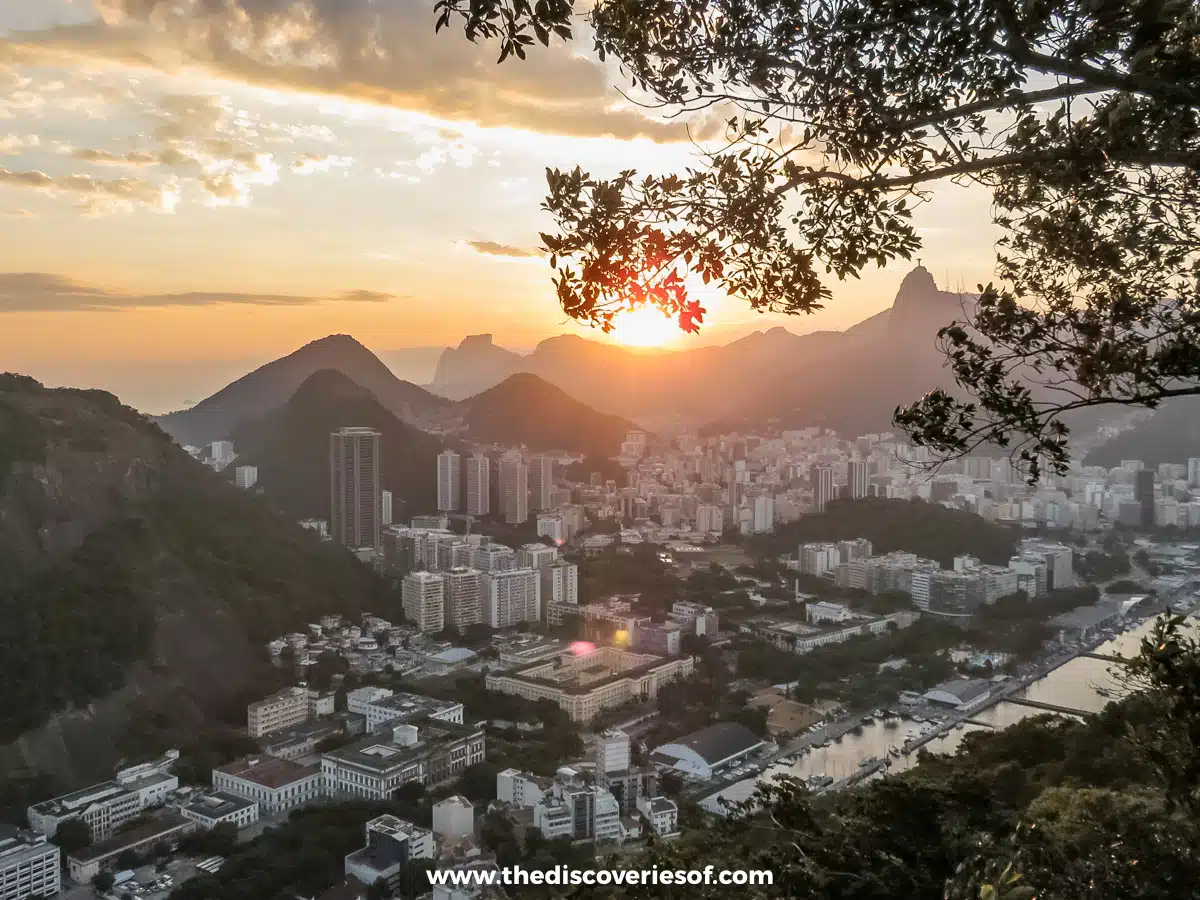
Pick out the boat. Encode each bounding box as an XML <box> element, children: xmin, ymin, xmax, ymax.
<box><xmin>873</xmin><ymin>709</ymin><xmax>884</xmax><ymax>718</ymax></box>
<box><xmin>955</xmin><ymin>722</ymin><xmax>966</xmax><ymax>731</ymax></box>
<box><xmin>1095</xmin><ymin>687</ymin><xmax>1114</xmax><ymax>699</ymax></box>
<box><xmin>888</xmin><ymin>745</ymin><xmax>901</xmax><ymax>758</ymax></box>
<box><xmin>912</xmin><ymin>715</ymin><xmax>925</xmax><ymax>723</ymax></box>
<box><xmin>882</xmin><ymin>718</ymin><xmax>899</xmax><ymax>730</ymax></box>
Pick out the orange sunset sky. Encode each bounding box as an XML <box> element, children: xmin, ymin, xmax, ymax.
<box><xmin>1</xmin><ymin>0</ymin><xmax>999</xmax><ymax>411</ymax></box>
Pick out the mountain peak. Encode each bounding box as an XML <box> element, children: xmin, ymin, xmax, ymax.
<box><xmin>457</xmin><ymin>334</ymin><xmax>496</xmax><ymax>349</ymax></box>
<box><xmin>304</xmin><ymin>333</ymin><xmax>367</xmax><ymax>351</ymax></box>
<box><xmin>894</xmin><ymin>264</ymin><xmax>938</xmax><ymax>305</ymax></box>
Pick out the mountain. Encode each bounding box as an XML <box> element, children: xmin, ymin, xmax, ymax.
<box><xmin>232</xmin><ymin>370</ymin><xmax>449</xmax><ymax>522</ymax></box>
<box><xmin>425</xmin><ymin>268</ymin><xmax>967</xmax><ymax>432</ymax></box>
<box><xmin>1084</xmin><ymin>397</ymin><xmax>1200</xmax><ymax>469</ymax></box>
<box><xmin>0</xmin><ymin>374</ymin><xmax>395</xmax><ymax>788</ymax></box>
<box><xmin>458</xmin><ymin>373</ymin><xmax>637</xmax><ymax>455</ymax></box>
<box><xmin>430</xmin><ymin>334</ymin><xmax>522</xmax><ymax>399</ymax></box>
<box><xmin>723</xmin><ymin>265</ymin><xmax>972</xmax><ymax>434</ymax></box>
<box><xmin>155</xmin><ymin>335</ymin><xmax>451</xmax><ymax>447</ymax></box>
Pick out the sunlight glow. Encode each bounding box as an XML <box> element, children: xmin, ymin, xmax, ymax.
<box><xmin>610</xmin><ymin>305</ymin><xmax>678</xmax><ymax>348</ymax></box>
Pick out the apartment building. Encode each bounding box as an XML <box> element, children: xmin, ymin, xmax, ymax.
<box><xmin>28</xmin><ymin>782</ymin><xmax>141</xmax><ymax>841</ymax></box>
<box><xmin>483</xmin><ymin>568</ymin><xmax>541</xmax><ymax>628</ymax></box>
<box><xmin>247</xmin><ymin>686</ymin><xmax>311</xmax><ymax>738</ymax></box>
<box><xmin>322</xmin><ymin>721</ymin><xmax>486</xmax><ymax>800</ymax></box>
<box><xmin>0</xmin><ymin>826</ymin><xmax>60</xmax><ymax>900</ymax></box>
<box><xmin>402</xmin><ymin>571</ymin><xmax>446</xmax><ymax>634</ymax></box>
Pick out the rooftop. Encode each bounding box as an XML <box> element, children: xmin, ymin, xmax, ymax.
<box><xmin>68</xmin><ymin>813</ymin><xmax>191</xmax><ymax>864</ymax></box>
<box><xmin>0</xmin><ymin>826</ymin><xmax>53</xmax><ymax>863</ymax></box>
<box><xmin>369</xmin><ymin>692</ymin><xmax>461</xmax><ymax>718</ymax></box>
<box><xmin>183</xmin><ymin>792</ymin><xmax>257</xmax><ymax>820</ymax></box>
<box><xmin>324</xmin><ymin>721</ymin><xmax>479</xmax><ymax>774</ymax></box>
<box><xmin>924</xmin><ymin>678</ymin><xmax>993</xmax><ymax>703</ymax></box>
<box><xmin>1050</xmin><ymin>598</ymin><xmax>1136</xmax><ymax>630</ymax></box>
<box><xmin>655</xmin><ymin>722</ymin><xmax>764</xmax><ymax>766</ymax></box>
<box><xmin>215</xmin><ymin>756</ymin><xmax>320</xmax><ymax>789</ymax></box>
<box><xmin>30</xmin><ymin>781</ymin><xmax>132</xmax><ymax>817</ymax></box>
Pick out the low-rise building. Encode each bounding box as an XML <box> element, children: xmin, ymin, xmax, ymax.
<box><xmin>668</xmin><ymin>601</ymin><xmax>719</xmax><ymax>636</ymax></box>
<box><xmin>179</xmin><ymin>793</ymin><xmax>260</xmax><ymax>831</ymax></box>
<box><xmin>651</xmin><ymin>723</ymin><xmax>766</xmax><ymax>780</ymax></box>
<box><xmin>0</xmin><ymin>826</ymin><xmax>59</xmax><ymax>900</ymax></box>
<box><xmin>322</xmin><ymin>721</ymin><xmax>486</xmax><ymax>800</ymax></box>
<box><xmin>485</xmin><ymin>646</ymin><xmax>695</xmax><ymax>723</ymax></box>
<box><xmin>248</xmin><ymin>686</ymin><xmax>311</xmax><ymax>738</ymax></box>
<box><xmin>212</xmin><ymin>756</ymin><xmax>323</xmax><ymax>814</ymax></box>
<box><xmin>495</xmin><ymin>769</ymin><xmax>551</xmax><ymax>808</ymax></box>
<box><xmin>65</xmin><ymin>813</ymin><xmax>193</xmax><ymax>883</ymax></box>
<box><xmin>636</xmin><ymin>796</ymin><xmax>680</xmax><ymax>838</ymax></box>
<box><xmin>344</xmin><ymin>816</ymin><xmax>435</xmax><ymax>893</ymax></box>
<box><xmin>360</xmin><ymin>692</ymin><xmax>465</xmax><ymax>733</ymax></box>
<box><xmin>27</xmin><ymin>781</ymin><xmax>141</xmax><ymax>841</ymax></box>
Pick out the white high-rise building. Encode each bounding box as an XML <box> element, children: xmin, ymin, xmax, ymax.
<box><xmin>331</xmin><ymin>427</ymin><xmax>382</xmax><ymax>550</ymax></box>
<box><xmin>530</xmin><ymin>456</ymin><xmax>555</xmax><ymax>512</ymax></box>
<box><xmin>465</xmin><ymin>454</ymin><xmax>490</xmax><ymax>516</ymax></box>
<box><xmin>380</xmin><ymin>490</ymin><xmax>393</xmax><ymax>526</ymax></box>
<box><xmin>847</xmin><ymin>460</ymin><xmax>868</xmax><ymax>499</ymax></box>
<box><xmin>499</xmin><ymin>452</ymin><xmax>529</xmax><ymax>524</ymax></box>
<box><xmin>443</xmin><ymin>567</ymin><xmax>484</xmax><ymax>630</ymax></box>
<box><xmin>234</xmin><ymin>465</ymin><xmax>258</xmax><ymax>489</ymax></box>
<box><xmin>541</xmin><ymin>560</ymin><xmax>578</xmax><ymax>610</ymax></box>
<box><xmin>595</xmin><ymin>729</ymin><xmax>631</xmax><ymax>776</ymax></box>
<box><xmin>437</xmin><ymin>450</ymin><xmax>462</xmax><ymax>512</ymax></box>
<box><xmin>403</xmin><ymin>571</ymin><xmax>446</xmax><ymax>633</ymax></box>
<box><xmin>483</xmin><ymin>569</ymin><xmax>540</xmax><ymax>628</ymax></box>
<box><xmin>211</xmin><ymin>441</ymin><xmax>235</xmax><ymax>464</ymax></box>
<box><xmin>1189</xmin><ymin>458</ymin><xmax>1200</xmax><ymax>488</ymax></box>
<box><xmin>517</xmin><ymin>543</ymin><xmax>558</xmax><ymax>570</ymax></box>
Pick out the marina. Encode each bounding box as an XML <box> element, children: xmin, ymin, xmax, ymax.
<box><xmin>740</xmin><ymin>611</ymin><xmax>1200</xmax><ymax>796</ymax></box>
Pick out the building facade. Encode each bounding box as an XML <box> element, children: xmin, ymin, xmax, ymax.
<box><xmin>465</xmin><ymin>454</ymin><xmax>490</xmax><ymax>516</ymax></box>
<box><xmin>0</xmin><ymin>827</ymin><xmax>60</xmax><ymax>900</ymax></box>
<box><xmin>247</xmin><ymin>686</ymin><xmax>310</xmax><ymax>738</ymax></box>
<box><xmin>437</xmin><ymin>450</ymin><xmax>461</xmax><ymax>512</ymax></box>
<box><xmin>402</xmin><ymin>571</ymin><xmax>446</xmax><ymax>633</ymax></box>
<box><xmin>499</xmin><ymin>452</ymin><xmax>529</xmax><ymax>525</ymax></box>
<box><xmin>483</xmin><ymin>569</ymin><xmax>541</xmax><ymax>628</ymax></box>
<box><xmin>330</xmin><ymin>427</ymin><xmax>382</xmax><ymax>550</ymax></box>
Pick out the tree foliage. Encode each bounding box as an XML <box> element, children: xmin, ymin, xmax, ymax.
<box><xmin>436</xmin><ymin>0</ymin><xmax>1200</xmax><ymax>479</ymax></box>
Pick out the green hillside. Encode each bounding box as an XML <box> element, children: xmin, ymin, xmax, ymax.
<box><xmin>232</xmin><ymin>369</ymin><xmax>449</xmax><ymax>522</ymax></box>
<box><xmin>0</xmin><ymin>375</ymin><xmax>396</xmax><ymax>766</ymax></box>
<box><xmin>751</xmin><ymin>498</ymin><xmax>1019</xmax><ymax>566</ymax></box>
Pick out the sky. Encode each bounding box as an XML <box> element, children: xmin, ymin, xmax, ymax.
<box><xmin>0</xmin><ymin>0</ymin><xmax>1000</xmax><ymax>412</ymax></box>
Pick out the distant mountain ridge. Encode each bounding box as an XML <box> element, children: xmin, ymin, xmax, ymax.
<box><xmin>156</xmin><ymin>334</ymin><xmax>451</xmax><ymax>447</ymax></box>
<box><xmin>427</xmin><ymin>265</ymin><xmax>971</xmax><ymax>434</ymax></box>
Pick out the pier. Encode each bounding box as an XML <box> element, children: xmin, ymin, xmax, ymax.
<box><xmin>1078</xmin><ymin>651</ymin><xmax>1129</xmax><ymax>664</ymax></box>
<box><xmin>1002</xmin><ymin>697</ymin><xmax>1091</xmax><ymax>717</ymax></box>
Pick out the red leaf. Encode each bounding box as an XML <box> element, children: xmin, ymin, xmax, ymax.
<box><xmin>678</xmin><ymin>300</ymin><xmax>705</xmax><ymax>334</ymax></box>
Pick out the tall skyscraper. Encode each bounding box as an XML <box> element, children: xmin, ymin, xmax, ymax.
<box><xmin>530</xmin><ymin>456</ymin><xmax>555</xmax><ymax>512</ymax></box>
<box><xmin>1189</xmin><ymin>457</ymin><xmax>1200</xmax><ymax>489</ymax></box>
<box><xmin>811</xmin><ymin>465</ymin><xmax>835</xmax><ymax>513</ymax></box>
<box><xmin>847</xmin><ymin>460</ymin><xmax>868</xmax><ymax>499</ymax></box>
<box><xmin>402</xmin><ymin>571</ymin><xmax>445</xmax><ymax>633</ymax></box>
<box><xmin>499</xmin><ymin>451</ymin><xmax>529</xmax><ymax>525</ymax></box>
<box><xmin>437</xmin><ymin>450</ymin><xmax>462</xmax><ymax>512</ymax></box>
<box><xmin>1136</xmin><ymin>469</ymin><xmax>1156</xmax><ymax>528</ymax></box>
<box><xmin>380</xmin><ymin>490</ymin><xmax>393</xmax><ymax>526</ymax></box>
<box><xmin>517</xmin><ymin>543</ymin><xmax>558</xmax><ymax>570</ymax></box>
<box><xmin>330</xmin><ymin>427</ymin><xmax>381</xmax><ymax>550</ymax></box>
<box><xmin>465</xmin><ymin>454</ymin><xmax>490</xmax><ymax>516</ymax></box>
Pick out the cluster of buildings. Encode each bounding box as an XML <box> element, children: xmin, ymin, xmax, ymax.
<box><xmin>379</xmin><ymin>527</ymin><xmax>579</xmax><ymax>633</ymax></box>
<box><xmin>740</xmin><ymin>607</ymin><xmax>920</xmax><ymax>653</ymax></box>
<box><xmin>495</xmin><ymin>728</ymin><xmax>678</xmax><ymax>843</ymax></box>
<box><xmin>792</xmin><ymin>537</ymin><xmax>1075</xmax><ymax>622</ymax></box>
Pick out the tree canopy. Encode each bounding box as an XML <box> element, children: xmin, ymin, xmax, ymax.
<box><xmin>436</xmin><ymin>0</ymin><xmax>1200</xmax><ymax>479</ymax></box>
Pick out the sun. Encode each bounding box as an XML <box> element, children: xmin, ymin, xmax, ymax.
<box><xmin>610</xmin><ymin>306</ymin><xmax>679</xmax><ymax>348</ymax></box>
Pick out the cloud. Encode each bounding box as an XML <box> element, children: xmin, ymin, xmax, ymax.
<box><xmin>0</xmin><ymin>164</ymin><xmax>177</xmax><ymax>214</ymax></box>
<box><xmin>291</xmin><ymin>153</ymin><xmax>353</xmax><ymax>174</ymax></box>
<box><xmin>464</xmin><ymin>240</ymin><xmax>541</xmax><ymax>259</ymax></box>
<box><xmin>0</xmin><ymin>273</ymin><xmax>402</xmax><ymax>312</ymax></box>
<box><xmin>4</xmin><ymin>3</ymin><xmax>684</xmax><ymax>141</ymax></box>
<box><xmin>0</xmin><ymin>134</ymin><xmax>39</xmax><ymax>155</ymax></box>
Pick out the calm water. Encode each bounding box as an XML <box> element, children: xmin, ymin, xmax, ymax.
<box><xmin>752</xmin><ymin>615</ymin><xmax>1198</xmax><ymax>786</ymax></box>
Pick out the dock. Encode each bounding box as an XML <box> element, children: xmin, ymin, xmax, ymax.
<box><xmin>1001</xmin><ymin>697</ymin><xmax>1090</xmax><ymax>717</ymax></box>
